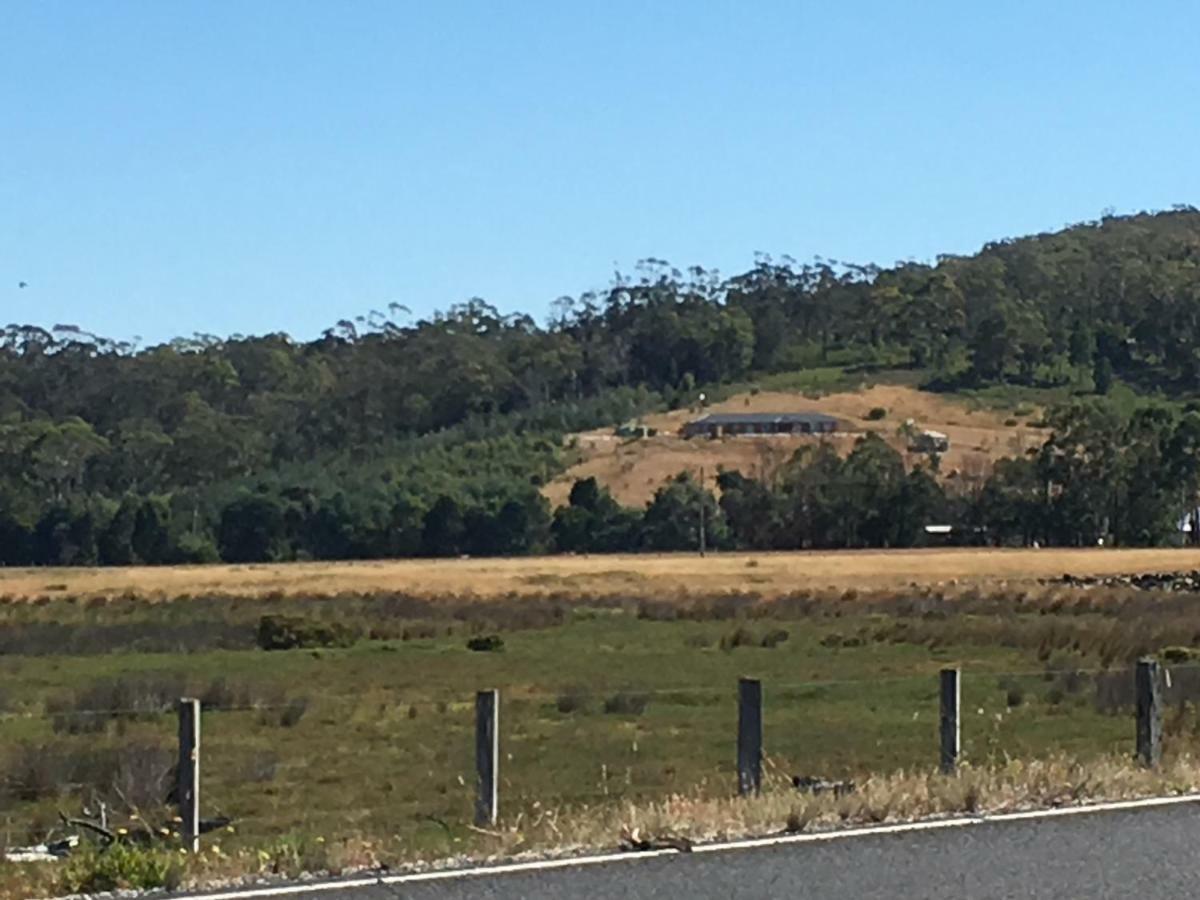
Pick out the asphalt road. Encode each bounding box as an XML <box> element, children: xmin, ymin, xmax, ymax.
<box><xmin>210</xmin><ymin>802</ymin><xmax>1200</xmax><ymax>899</ymax></box>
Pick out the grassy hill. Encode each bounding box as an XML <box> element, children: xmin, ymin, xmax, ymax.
<box><xmin>546</xmin><ymin>382</ymin><xmax>1047</xmax><ymax>509</ymax></box>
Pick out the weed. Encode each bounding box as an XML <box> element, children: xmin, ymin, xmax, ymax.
<box><xmin>59</xmin><ymin>844</ymin><xmax>182</xmax><ymax>894</ymax></box>
<box><xmin>603</xmin><ymin>691</ymin><xmax>649</xmax><ymax>715</ymax></box>
<box><xmin>466</xmin><ymin>635</ymin><xmax>505</xmax><ymax>652</ymax></box>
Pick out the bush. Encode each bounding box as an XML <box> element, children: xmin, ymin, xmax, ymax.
<box><xmin>1161</xmin><ymin>646</ymin><xmax>1197</xmax><ymax>664</ymax></box>
<box><xmin>866</xmin><ymin>407</ymin><xmax>887</xmax><ymax>420</ymax></box>
<box><xmin>60</xmin><ymin>844</ymin><xmax>181</xmax><ymax>894</ymax></box>
<box><xmin>1004</xmin><ymin>417</ymin><xmax>1019</xmax><ymax>426</ymax></box>
<box><xmin>235</xmin><ymin>749</ymin><xmax>279</xmax><ymax>784</ymax></box>
<box><xmin>722</xmin><ymin>626</ymin><xmax>790</xmax><ymax>650</ymax></box>
<box><xmin>278</xmin><ymin>696</ymin><xmax>310</xmax><ymax>728</ymax></box>
<box><xmin>466</xmin><ymin>635</ymin><xmax>505</xmax><ymax>653</ymax></box>
<box><xmin>1</xmin><ymin>739</ymin><xmax>173</xmax><ymax>808</ymax></box>
<box><xmin>199</xmin><ymin>677</ymin><xmax>255</xmax><ymax>710</ymax></box>
<box><xmin>603</xmin><ymin>691</ymin><xmax>649</xmax><ymax>715</ymax></box>
<box><xmin>48</xmin><ymin>673</ymin><xmax>187</xmax><ymax>734</ymax></box>
<box><xmin>720</xmin><ymin>627</ymin><xmax>757</xmax><ymax>651</ymax></box>
<box><xmin>256</xmin><ymin>615</ymin><xmax>357</xmax><ymax>651</ymax></box>
<box><xmin>171</xmin><ymin>532</ymin><xmax>220</xmax><ymax>564</ymax></box>
<box><xmin>555</xmin><ymin>686</ymin><xmax>590</xmax><ymax>714</ymax></box>
<box><xmin>760</xmin><ymin>628</ymin><xmax>790</xmax><ymax>649</ymax></box>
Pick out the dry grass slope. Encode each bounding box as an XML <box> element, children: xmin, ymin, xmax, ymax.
<box><xmin>546</xmin><ymin>384</ymin><xmax>1046</xmax><ymax>508</ymax></box>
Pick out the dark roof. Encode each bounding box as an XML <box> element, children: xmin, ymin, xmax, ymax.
<box><xmin>688</xmin><ymin>412</ymin><xmax>839</xmax><ymax>426</ymax></box>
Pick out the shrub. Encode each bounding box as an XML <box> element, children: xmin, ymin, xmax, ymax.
<box><xmin>0</xmin><ymin>739</ymin><xmax>173</xmax><ymax>809</ymax></box>
<box><xmin>996</xmin><ymin>676</ymin><xmax>1026</xmax><ymax>708</ymax></box>
<box><xmin>278</xmin><ymin>696</ymin><xmax>310</xmax><ymax>728</ymax></box>
<box><xmin>1004</xmin><ymin>417</ymin><xmax>1019</xmax><ymax>426</ymax></box>
<box><xmin>721</xmin><ymin>626</ymin><xmax>791</xmax><ymax>650</ymax></box>
<box><xmin>60</xmin><ymin>844</ymin><xmax>182</xmax><ymax>894</ymax></box>
<box><xmin>720</xmin><ymin>627</ymin><xmax>757</xmax><ymax>651</ymax></box>
<box><xmin>199</xmin><ymin>677</ymin><xmax>256</xmax><ymax>711</ymax></box>
<box><xmin>466</xmin><ymin>635</ymin><xmax>505</xmax><ymax>653</ymax></box>
<box><xmin>555</xmin><ymin>686</ymin><xmax>590</xmax><ymax>714</ymax></box>
<box><xmin>1161</xmin><ymin>646</ymin><xmax>1197</xmax><ymax>664</ymax></box>
<box><xmin>49</xmin><ymin>673</ymin><xmax>187</xmax><ymax>734</ymax></box>
<box><xmin>866</xmin><ymin>407</ymin><xmax>887</xmax><ymax>420</ymax></box>
<box><xmin>171</xmin><ymin>532</ymin><xmax>220</xmax><ymax>564</ymax></box>
<box><xmin>235</xmin><ymin>749</ymin><xmax>279</xmax><ymax>784</ymax></box>
<box><xmin>256</xmin><ymin>615</ymin><xmax>357</xmax><ymax>651</ymax></box>
<box><xmin>603</xmin><ymin>691</ymin><xmax>649</xmax><ymax>715</ymax></box>
<box><xmin>760</xmin><ymin>628</ymin><xmax>790</xmax><ymax>648</ymax></box>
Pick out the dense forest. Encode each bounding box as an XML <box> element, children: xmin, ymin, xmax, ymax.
<box><xmin>6</xmin><ymin>207</ymin><xmax>1200</xmax><ymax>564</ymax></box>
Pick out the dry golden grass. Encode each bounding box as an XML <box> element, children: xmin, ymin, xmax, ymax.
<box><xmin>38</xmin><ymin>754</ymin><xmax>1200</xmax><ymax>900</ymax></box>
<box><xmin>6</xmin><ymin>546</ymin><xmax>1200</xmax><ymax>602</ymax></box>
<box><xmin>518</xmin><ymin>753</ymin><xmax>1200</xmax><ymax>853</ymax></box>
<box><xmin>546</xmin><ymin>384</ymin><xmax>1045</xmax><ymax>507</ymax></box>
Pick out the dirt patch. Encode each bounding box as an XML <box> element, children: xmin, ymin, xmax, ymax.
<box><xmin>548</xmin><ymin>384</ymin><xmax>1045</xmax><ymax>508</ymax></box>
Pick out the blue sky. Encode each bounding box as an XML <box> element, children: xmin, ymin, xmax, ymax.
<box><xmin>2</xmin><ymin>1</ymin><xmax>1198</xmax><ymax>344</ymax></box>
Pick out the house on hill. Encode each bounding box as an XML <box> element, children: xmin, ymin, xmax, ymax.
<box><xmin>681</xmin><ymin>412</ymin><xmax>839</xmax><ymax>438</ymax></box>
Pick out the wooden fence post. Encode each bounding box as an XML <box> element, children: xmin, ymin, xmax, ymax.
<box><xmin>475</xmin><ymin>690</ymin><xmax>499</xmax><ymax>826</ymax></box>
<box><xmin>176</xmin><ymin>697</ymin><xmax>200</xmax><ymax>852</ymax></box>
<box><xmin>1136</xmin><ymin>658</ymin><xmax>1162</xmax><ymax>768</ymax></box>
<box><xmin>737</xmin><ymin>677</ymin><xmax>762</xmax><ymax>796</ymax></box>
<box><xmin>939</xmin><ymin>668</ymin><xmax>960</xmax><ymax>775</ymax></box>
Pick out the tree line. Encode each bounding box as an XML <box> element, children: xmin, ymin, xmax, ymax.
<box><xmin>5</xmin><ymin>207</ymin><xmax>1200</xmax><ymax>562</ymax></box>
<box><xmin>3</xmin><ymin>393</ymin><xmax>1197</xmax><ymax>565</ymax></box>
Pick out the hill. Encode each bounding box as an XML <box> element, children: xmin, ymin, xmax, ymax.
<box><xmin>545</xmin><ymin>383</ymin><xmax>1046</xmax><ymax>508</ymax></box>
<box><xmin>3</xmin><ymin>208</ymin><xmax>1200</xmax><ymax>562</ymax></box>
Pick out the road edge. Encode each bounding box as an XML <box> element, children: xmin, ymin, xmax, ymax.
<box><xmin>173</xmin><ymin>792</ymin><xmax>1200</xmax><ymax>899</ymax></box>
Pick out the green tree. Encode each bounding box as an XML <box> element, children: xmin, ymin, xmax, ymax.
<box><xmin>422</xmin><ymin>495</ymin><xmax>466</xmax><ymax>557</ymax></box>
<box><xmin>218</xmin><ymin>493</ymin><xmax>286</xmax><ymax>563</ymax></box>
<box><xmin>99</xmin><ymin>495</ymin><xmax>139</xmax><ymax>565</ymax></box>
<box><xmin>132</xmin><ymin>496</ymin><xmax>172</xmax><ymax>564</ymax></box>
<box><xmin>641</xmin><ymin>473</ymin><xmax>728</xmax><ymax>552</ymax></box>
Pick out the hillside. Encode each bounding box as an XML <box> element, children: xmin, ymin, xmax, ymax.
<box><xmin>546</xmin><ymin>384</ymin><xmax>1046</xmax><ymax>508</ymax></box>
<box><xmin>4</xmin><ymin>208</ymin><xmax>1200</xmax><ymax>562</ymax></box>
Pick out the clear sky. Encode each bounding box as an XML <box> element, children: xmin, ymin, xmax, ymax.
<box><xmin>3</xmin><ymin>1</ymin><xmax>1198</xmax><ymax>345</ymax></box>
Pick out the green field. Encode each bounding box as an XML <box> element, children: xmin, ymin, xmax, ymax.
<box><xmin>4</xmin><ymin>582</ymin><xmax>1196</xmax><ymax>884</ymax></box>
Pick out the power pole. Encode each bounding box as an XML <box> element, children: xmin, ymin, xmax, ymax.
<box><xmin>698</xmin><ymin>466</ymin><xmax>707</xmax><ymax>557</ymax></box>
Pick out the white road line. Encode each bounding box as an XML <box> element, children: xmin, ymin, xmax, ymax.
<box><xmin>175</xmin><ymin>793</ymin><xmax>1200</xmax><ymax>899</ymax></box>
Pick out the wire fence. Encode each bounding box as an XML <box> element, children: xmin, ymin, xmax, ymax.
<box><xmin>2</xmin><ymin>661</ymin><xmax>1197</xmax><ymax>854</ymax></box>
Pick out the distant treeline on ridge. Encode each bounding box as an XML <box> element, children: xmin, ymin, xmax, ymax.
<box><xmin>5</xmin><ymin>208</ymin><xmax>1200</xmax><ymax>564</ymax></box>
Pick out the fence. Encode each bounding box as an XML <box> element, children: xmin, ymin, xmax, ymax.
<box><xmin>0</xmin><ymin>658</ymin><xmax>1174</xmax><ymax>857</ymax></box>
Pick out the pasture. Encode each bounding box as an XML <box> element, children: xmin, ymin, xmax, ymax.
<box><xmin>4</xmin><ymin>546</ymin><xmax>1200</xmax><ymax>601</ymax></box>
<box><xmin>5</xmin><ymin>549</ymin><xmax>1200</xmax><ymax>894</ymax></box>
